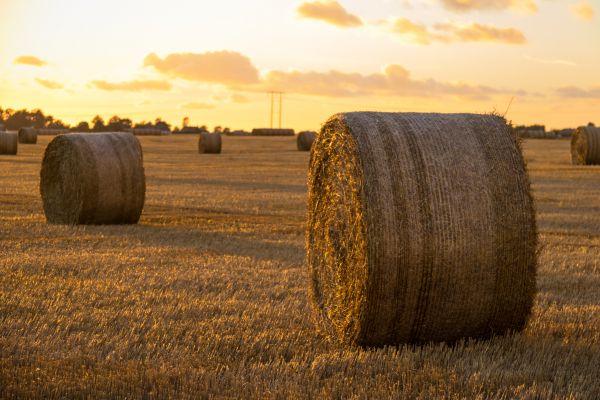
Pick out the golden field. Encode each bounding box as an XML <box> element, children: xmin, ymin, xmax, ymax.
<box><xmin>0</xmin><ymin>135</ymin><xmax>599</xmax><ymax>399</ymax></box>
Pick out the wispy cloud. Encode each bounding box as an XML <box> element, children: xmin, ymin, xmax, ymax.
<box><xmin>557</xmin><ymin>85</ymin><xmax>600</xmax><ymax>98</ymax></box>
<box><xmin>35</xmin><ymin>78</ymin><xmax>64</xmax><ymax>90</ymax></box>
<box><xmin>91</xmin><ymin>79</ymin><xmax>172</xmax><ymax>91</ymax></box>
<box><xmin>385</xmin><ymin>18</ymin><xmax>526</xmax><ymax>45</ymax></box>
<box><xmin>439</xmin><ymin>0</ymin><xmax>537</xmax><ymax>13</ymax></box>
<box><xmin>524</xmin><ymin>55</ymin><xmax>576</xmax><ymax>67</ymax></box>
<box><xmin>144</xmin><ymin>52</ymin><xmax>260</xmax><ymax>85</ymax></box>
<box><xmin>570</xmin><ymin>1</ymin><xmax>594</xmax><ymax>21</ymax></box>
<box><xmin>14</xmin><ymin>55</ymin><xmax>47</xmax><ymax>67</ymax></box>
<box><xmin>181</xmin><ymin>102</ymin><xmax>216</xmax><ymax>110</ymax></box>
<box><xmin>297</xmin><ymin>1</ymin><xmax>363</xmax><ymax>27</ymax></box>
<box><xmin>231</xmin><ymin>94</ymin><xmax>250</xmax><ymax>104</ymax></box>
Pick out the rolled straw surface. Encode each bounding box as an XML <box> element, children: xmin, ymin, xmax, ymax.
<box><xmin>18</xmin><ymin>127</ymin><xmax>38</xmax><ymax>144</ymax></box>
<box><xmin>198</xmin><ymin>132</ymin><xmax>222</xmax><ymax>154</ymax></box>
<box><xmin>571</xmin><ymin>126</ymin><xmax>600</xmax><ymax>165</ymax></box>
<box><xmin>40</xmin><ymin>132</ymin><xmax>145</xmax><ymax>224</ymax></box>
<box><xmin>0</xmin><ymin>132</ymin><xmax>18</xmax><ymax>155</ymax></box>
<box><xmin>307</xmin><ymin>112</ymin><xmax>537</xmax><ymax>346</ymax></box>
<box><xmin>297</xmin><ymin>131</ymin><xmax>316</xmax><ymax>151</ymax></box>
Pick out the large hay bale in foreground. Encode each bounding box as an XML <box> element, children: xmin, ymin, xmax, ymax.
<box><xmin>307</xmin><ymin>112</ymin><xmax>537</xmax><ymax>347</ymax></box>
<box><xmin>297</xmin><ymin>131</ymin><xmax>316</xmax><ymax>151</ymax></box>
<box><xmin>40</xmin><ymin>132</ymin><xmax>145</xmax><ymax>225</ymax></box>
<box><xmin>0</xmin><ymin>132</ymin><xmax>18</xmax><ymax>155</ymax></box>
<box><xmin>252</xmin><ymin>128</ymin><xmax>295</xmax><ymax>136</ymax></box>
<box><xmin>18</xmin><ymin>127</ymin><xmax>38</xmax><ymax>144</ymax></box>
<box><xmin>198</xmin><ymin>132</ymin><xmax>222</xmax><ymax>154</ymax></box>
<box><xmin>571</xmin><ymin>125</ymin><xmax>600</xmax><ymax>165</ymax></box>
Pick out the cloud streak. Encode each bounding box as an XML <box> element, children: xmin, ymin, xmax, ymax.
<box><xmin>35</xmin><ymin>78</ymin><xmax>63</xmax><ymax>90</ymax></box>
<box><xmin>524</xmin><ymin>55</ymin><xmax>576</xmax><ymax>67</ymax></box>
<box><xmin>91</xmin><ymin>79</ymin><xmax>172</xmax><ymax>92</ymax></box>
<box><xmin>557</xmin><ymin>86</ymin><xmax>600</xmax><ymax>99</ymax></box>
<box><xmin>439</xmin><ymin>0</ymin><xmax>537</xmax><ymax>13</ymax></box>
<box><xmin>297</xmin><ymin>1</ymin><xmax>363</xmax><ymax>27</ymax></box>
<box><xmin>387</xmin><ymin>18</ymin><xmax>526</xmax><ymax>45</ymax></box>
<box><xmin>14</xmin><ymin>55</ymin><xmax>47</xmax><ymax>67</ymax></box>
<box><xmin>570</xmin><ymin>1</ymin><xmax>594</xmax><ymax>21</ymax></box>
<box><xmin>144</xmin><ymin>51</ymin><xmax>260</xmax><ymax>85</ymax></box>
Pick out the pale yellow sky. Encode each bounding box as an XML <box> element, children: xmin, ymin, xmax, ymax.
<box><xmin>1</xmin><ymin>0</ymin><xmax>599</xmax><ymax>130</ymax></box>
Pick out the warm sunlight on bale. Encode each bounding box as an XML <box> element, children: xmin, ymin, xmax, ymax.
<box><xmin>297</xmin><ymin>131</ymin><xmax>316</xmax><ymax>151</ymax></box>
<box><xmin>571</xmin><ymin>125</ymin><xmax>600</xmax><ymax>165</ymax></box>
<box><xmin>18</xmin><ymin>127</ymin><xmax>38</xmax><ymax>144</ymax></box>
<box><xmin>125</xmin><ymin>128</ymin><xmax>170</xmax><ymax>136</ymax></box>
<box><xmin>0</xmin><ymin>132</ymin><xmax>18</xmax><ymax>155</ymax></box>
<box><xmin>307</xmin><ymin>112</ymin><xmax>537</xmax><ymax>347</ymax></box>
<box><xmin>198</xmin><ymin>132</ymin><xmax>222</xmax><ymax>154</ymax></box>
<box><xmin>40</xmin><ymin>132</ymin><xmax>146</xmax><ymax>225</ymax></box>
<box><xmin>252</xmin><ymin>128</ymin><xmax>295</xmax><ymax>136</ymax></box>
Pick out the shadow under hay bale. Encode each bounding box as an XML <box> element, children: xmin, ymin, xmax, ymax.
<box><xmin>40</xmin><ymin>132</ymin><xmax>146</xmax><ymax>225</ymax></box>
<box><xmin>198</xmin><ymin>132</ymin><xmax>222</xmax><ymax>154</ymax></box>
<box><xmin>571</xmin><ymin>125</ymin><xmax>600</xmax><ymax>165</ymax></box>
<box><xmin>307</xmin><ymin>112</ymin><xmax>537</xmax><ymax>347</ymax></box>
<box><xmin>18</xmin><ymin>127</ymin><xmax>37</xmax><ymax>144</ymax></box>
<box><xmin>297</xmin><ymin>131</ymin><xmax>316</xmax><ymax>151</ymax></box>
<box><xmin>0</xmin><ymin>132</ymin><xmax>18</xmax><ymax>155</ymax></box>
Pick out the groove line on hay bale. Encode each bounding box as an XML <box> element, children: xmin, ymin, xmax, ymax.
<box><xmin>40</xmin><ymin>132</ymin><xmax>145</xmax><ymax>225</ymax></box>
<box><xmin>307</xmin><ymin>112</ymin><xmax>537</xmax><ymax>347</ymax></box>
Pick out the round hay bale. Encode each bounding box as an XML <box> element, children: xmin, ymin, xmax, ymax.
<box><xmin>0</xmin><ymin>132</ymin><xmax>18</xmax><ymax>155</ymax></box>
<box><xmin>18</xmin><ymin>127</ymin><xmax>38</xmax><ymax>144</ymax></box>
<box><xmin>40</xmin><ymin>132</ymin><xmax>145</xmax><ymax>225</ymax></box>
<box><xmin>571</xmin><ymin>125</ymin><xmax>600</xmax><ymax>165</ymax></box>
<box><xmin>307</xmin><ymin>112</ymin><xmax>537</xmax><ymax>347</ymax></box>
<box><xmin>198</xmin><ymin>132</ymin><xmax>222</xmax><ymax>154</ymax></box>
<box><xmin>297</xmin><ymin>131</ymin><xmax>316</xmax><ymax>151</ymax></box>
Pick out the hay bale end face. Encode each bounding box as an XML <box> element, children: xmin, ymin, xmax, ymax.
<box><xmin>0</xmin><ymin>132</ymin><xmax>18</xmax><ymax>155</ymax></box>
<box><xmin>307</xmin><ymin>112</ymin><xmax>537</xmax><ymax>347</ymax></box>
<box><xmin>40</xmin><ymin>132</ymin><xmax>146</xmax><ymax>225</ymax></box>
<box><xmin>571</xmin><ymin>125</ymin><xmax>600</xmax><ymax>165</ymax></box>
<box><xmin>297</xmin><ymin>131</ymin><xmax>316</xmax><ymax>151</ymax></box>
<box><xmin>18</xmin><ymin>127</ymin><xmax>38</xmax><ymax>144</ymax></box>
<box><xmin>198</xmin><ymin>132</ymin><xmax>222</xmax><ymax>154</ymax></box>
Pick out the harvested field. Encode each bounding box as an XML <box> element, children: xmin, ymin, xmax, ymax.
<box><xmin>0</xmin><ymin>137</ymin><xmax>599</xmax><ymax>398</ymax></box>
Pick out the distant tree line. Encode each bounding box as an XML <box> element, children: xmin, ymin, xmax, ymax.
<box><xmin>0</xmin><ymin>107</ymin><xmax>236</xmax><ymax>133</ymax></box>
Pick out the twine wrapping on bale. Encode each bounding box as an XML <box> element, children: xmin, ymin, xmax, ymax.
<box><xmin>0</xmin><ymin>132</ymin><xmax>18</xmax><ymax>155</ymax></box>
<box><xmin>252</xmin><ymin>128</ymin><xmax>295</xmax><ymax>136</ymax></box>
<box><xmin>307</xmin><ymin>112</ymin><xmax>537</xmax><ymax>347</ymax></box>
<box><xmin>571</xmin><ymin>125</ymin><xmax>600</xmax><ymax>165</ymax></box>
<box><xmin>198</xmin><ymin>132</ymin><xmax>222</xmax><ymax>154</ymax></box>
<box><xmin>297</xmin><ymin>131</ymin><xmax>316</xmax><ymax>151</ymax></box>
<box><xmin>40</xmin><ymin>132</ymin><xmax>145</xmax><ymax>225</ymax></box>
<box><xmin>18</xmin><ymin>127</ymin><xmax>38</xmax><ymax>144</ymax></box>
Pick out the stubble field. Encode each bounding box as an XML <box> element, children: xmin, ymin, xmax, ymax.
<box><xmin>0</xmin><ymin>135</ymin><xmax>599</xmax><ymax>399</ymax></box>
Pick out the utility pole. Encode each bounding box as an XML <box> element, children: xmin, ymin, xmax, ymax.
<box><xmin>268</xmin><ymin>91</ymin><xmax>283</xmax><ymax>128</ymax></box>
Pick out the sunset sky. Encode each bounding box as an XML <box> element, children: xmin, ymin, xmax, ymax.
<box><xmin>1</xmin><ymin>0</ymin><xmax>598</xmax><ymax>130</ymax></box>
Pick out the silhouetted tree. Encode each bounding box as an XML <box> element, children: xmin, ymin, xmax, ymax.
<box><xmin>92</xmin><ymin>115</ymin><xmax>105</xmax><ymax>132</ymax></box>
<box><xmin>74</xmin><ymin>121</ymin><xmax>90</xmax><ymax>132</ymax></box>
<box><xmin>154</xmin><ymin>118</ymin><xmax>171</xmax><ymax>132</ymax></box>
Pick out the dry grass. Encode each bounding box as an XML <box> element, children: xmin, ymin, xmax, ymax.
<box><xmin>0</xmin><ymin>136</ymin><xmax>598</xmax><ymax>399</ymax></box>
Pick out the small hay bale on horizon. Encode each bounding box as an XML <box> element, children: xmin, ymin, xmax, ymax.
<box><xmin>40</xmin><ymin>132</ymin><xmax>146</xmax><ymax>225</ymax></box>
<box><xmin>198</xmin><ymin>132</ymin><xmax>222</xmax><ymax>154</ymax></box>
<box><xmin>307</xmin><ymin>112</ymin><xmax>537</xmax><ymax>347</ymax></box>
<box><xmin>251</xmin><ymin>128</ymin><xmax>295</xmax><ymax>137</ymax></box>
<box><xmin>0</xmin><ymin>131</ymin><xmax>18</xmax><ymax>155</ymax></box>
<box><xmin>571</xmin><ymin>125</ymin><xmax>600</xmax><ymax>165</ymax></box>
<box><xmin>297</xmin><ymin>131</ymin><xmax>316</xmax><ymax>151</ymax></box>
<box><xmin>18</xmin><ymin>127</ymin><xmax>38</xmax><ymax>144</ymax></box>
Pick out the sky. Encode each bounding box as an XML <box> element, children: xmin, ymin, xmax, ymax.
<box><xmin>0</xmin><ymin>0</ymin><xmax>599</xmax><ymax>130</ymax></box>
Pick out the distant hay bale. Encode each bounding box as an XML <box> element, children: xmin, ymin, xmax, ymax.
<box><xmin>126</xmin><ymin>128</ymin><xmax>170</xmax><ymax>136</ymax></box>
<box><xmin>198</xmin><ymin>132</ymin><xmax>222</xmax><ymax>154</ymax></box>
<box><xmin>0</xmin><ymin>132</ymin><xmax>18</xmax><ymax>155</ymax></box>
<box><xmin>297</xmin><ymin>131</ymin><xmax>316</xmax><ymax>151</ymax></box>
<box><xmin>571</xmin><ymin>125</ymin><xmax>600</xmax><ymax>165</ymax></box>
<box><xmin>307</xmin><ymin>112</ymin><xmax>537</xmax><ymax>347</ymax></box>
<box><xmin>18</xmin><ymin>127</ymin><xmax>38</xmax><ymax>144</ymax></box>
<box><xmin>252</xmin><ymin>128</ymin><xmax>295</xmax><ymax>136</ymax></box>
<box><xmin>37</xmin><ymin>128</ymin><xmax>70</xmax><ymax>136</ymax></box>
<box><xmin>40</xmin><ymin>132</ymin><xmax>145</xmax><ymax>225</ymax></box>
